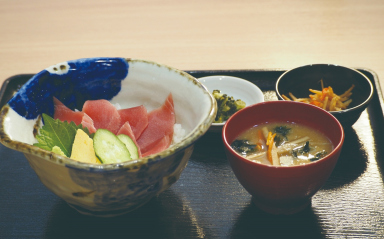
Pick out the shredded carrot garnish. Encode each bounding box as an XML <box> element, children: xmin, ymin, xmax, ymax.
<box><xmin>266</xmin><ymin>132</ymin><xmax>276</xmax><ymax>164</ymax></box>
<box><xmin>310</xmin><ymin>100</ymin><xmax>322</xmax><ymax>107</ymax></box>
<box><xmin>282</xmin><ymin>79</ymin><xmax>354</xmax><ymax>112</ymax></box>
<box><xmin>256</xmin><ymin>130</ymin><xmax>264</xmax><ymax>151</ymax></box>
<box><xmin>320</xmin><ymin>87</ymin><xmax>329</xmax><ymax>101</ymax></box>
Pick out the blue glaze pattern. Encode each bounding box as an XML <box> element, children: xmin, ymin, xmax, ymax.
<box><xmin>8</xmin><ymin>57</ymin><xmax>129</xmax><ymax>119</ymax></box>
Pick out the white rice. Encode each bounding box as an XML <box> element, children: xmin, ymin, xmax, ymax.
<box><xmin>113</xmin><ymin>103</ymin><xmax>122</xmax><ymax>110</ymax></box>
<box><xmin>172</xmin><ymin>123</ymin><xmax>186</xmax><ymax>145</ymax></box>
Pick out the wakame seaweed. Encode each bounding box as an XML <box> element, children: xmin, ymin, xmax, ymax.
<box><xmin>273</xmin><ymin>126</ymin><xmax>291</xmax><ymax>138</ymax></box>
<box><xmin>231</xmin><ymin>140</ymin><xmax>257</xmax><ymax>155</ymax></box>
<box><xmin>273</xmin><ymin>126</ymin><xmax>291</xmax><ymax>146</ymax></box>
<box><xmin>292</xmin><ymin>141</ymin><xmax>311</xmax><ymax>157</ymax></box>
<box><xmin>274</xmin><ymin>135</ymin><xmax>283</xmax><ymax>146</ymax></box>
<box><xmin>292</xmin><ymin>142</ymin><xmax>328</xmax><ymax>161</ymax></box>
<box><xmin>309</xmin><ymin>150</ymin><xmax>328</xmax><ymax>161</ymax></box>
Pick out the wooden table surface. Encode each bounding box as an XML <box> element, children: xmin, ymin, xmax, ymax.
<box><xmin>1</xmin><ymin>0</ymin><xmax>384</xmax><ymax>92</ymax></box>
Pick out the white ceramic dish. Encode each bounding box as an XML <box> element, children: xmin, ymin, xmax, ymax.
<box><xmin>198</xmin><ymin>75</ymin><xmax>264</xmax><ymax>132</ymax></box>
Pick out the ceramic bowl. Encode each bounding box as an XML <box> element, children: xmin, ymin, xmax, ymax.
<box><xmin>0</xmin><ymin>57</ymin><xmax>217</xmax><ymax>217</ymax></box>
<box><xmin>275</xmin><ymin>64</ymin><xmax>373</xmax><ymax>127</ymax></box>
<box><xmin>198</xmin><ymin>75</ymin><xmax>264</xmax><ymax>132</ymax></box>
<box><xmin>222</xmin><ymin>101</ymin><xmax>344</xmax><ymax>214</ymax></box>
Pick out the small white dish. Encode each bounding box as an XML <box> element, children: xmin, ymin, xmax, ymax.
<box><xmin>198</xmin><ymin>75</ymin><xmax>264</xmax><ymax>132</ymax></box>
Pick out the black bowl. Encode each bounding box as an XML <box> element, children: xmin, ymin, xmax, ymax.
<box><xmin>276</xmin><ymin>64</ymin><xmax>373</xmax><ymax>127</ymax></box>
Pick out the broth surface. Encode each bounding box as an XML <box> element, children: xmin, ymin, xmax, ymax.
<box><xmin>231</xmin><ymin>122</ymin><xmax>334</xmax><ymax>166</ymax></box>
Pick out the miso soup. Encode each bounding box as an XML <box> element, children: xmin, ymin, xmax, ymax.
<box><xmin>230</xmin><ymin>122</ymin><xmax>334</xmax><ymax>166</ymax></box>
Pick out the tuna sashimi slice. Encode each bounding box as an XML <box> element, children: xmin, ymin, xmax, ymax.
<box><xmin>118</xmin><ymin>105</ymin><xmax>148</xmax><ymax>139</ymax></box>
<box><xmin>53</xmin><ymin>97</ymin><xmax>96</xmax><ymax>133</ymax></box>
<box><xmin>53</xmin><ymin>97</ymin><xmax>84</xmax><ymax>125</ymax></box>
<box><xmin>141</xmin><ymin>134</ymin><xmax>172</xmax><ymax>157</ymax></box>
<box><xmin>137</xmin><ymin>93</ymin><xmax>175</xmax><ymax>155</ymax></box>
<box><xmin>81</xmin><ymin>114</ymin><xmax>97</xmax><ymax>134</ymax></box>
<box><xmin>82</xmin><ymin>99</ymin><xmax>121</xmax><ymax>134</ymax></box>
<box><xmin>117</xmin><ymin>122</ymin><xmax>142</xmax><ymax>158</ymax></box>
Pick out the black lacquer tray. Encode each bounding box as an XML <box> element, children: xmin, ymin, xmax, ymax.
<box><xmin>1</xmin><ymin>69</ymin><xmax>384</xmax><ymax>239</ymax></box>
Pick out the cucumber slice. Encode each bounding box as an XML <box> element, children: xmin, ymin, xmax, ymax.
<box><xmin>117</xmin><ymin>134</ymin><xmax>140</xmax><ymax>160</ymax></box>
<box><xmin>93</xmin><ymin>129</ymin><xmax>131</xmax><ymax>164</ymax></box>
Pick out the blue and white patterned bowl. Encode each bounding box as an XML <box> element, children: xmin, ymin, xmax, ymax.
<box><xmin>0</xmin><ymin>57</ymin><xmax>217</xmax><ymax>217</ymax></box>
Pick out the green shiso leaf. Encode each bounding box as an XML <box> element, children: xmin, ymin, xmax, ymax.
<box><xmin>33</xmin><ymin>113</ymin><xmax>91</xmax><ymax>157</ymax></box>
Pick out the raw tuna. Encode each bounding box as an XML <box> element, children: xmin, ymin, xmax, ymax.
<box><xmin>80</xmin><ymin>115</ymin><xmax>97</xmax><ymax>134</ymax></box>
<box><xmin>117</xmin><ymin>121</ymin><xmax>142</xmax><ymax>158</ymax></box>
<box><xmin>53</xmin><ymin>97</ymin><xmax>84</xmax><ymax>125</ymax></box>
<box><xmin>118</xmin><ymin>105</ymin><xmax>148</xmax><ymax>139</ymax></box>
<box><xmin>82</xmin><ymin>99</ymin><xmax>121</xmax><ymax>134</ymax></box>
<box><xmin>53</xmin><ymin>97</ymin><xmax>96</xmax><ymax>133</ymax></box>
<box><xmin>137</xmin><ymin>93</ymin><xmax>175</xmax><ymax>155</ymax></box>
<box><xmin>141</xmin><ymin>134</ymin><xmax>172</xmax><ymax>157</ymax></box>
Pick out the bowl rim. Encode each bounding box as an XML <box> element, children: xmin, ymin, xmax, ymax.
<box><xmin>222</xmin><ymin>100</ymin><xmax>345</xmax><ymax>169</ymax></box>
<box><xmin>0</xmin><ymin>58</ymin><xmax>217</xmax><ymax>171</ymax></box>
<box><xmin>275</xmin><ymin>63</ymin><xmax>374</xmax><ymax>114</ymax></box>
<box><xmin>198</xmin><ymin>75</ymin><xmax>265</xmax><ymax>127</ymax></box>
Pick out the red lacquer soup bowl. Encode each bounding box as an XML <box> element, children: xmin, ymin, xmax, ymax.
<box><xmin>222</xmin><ymin>101</ymin><xmax>344</xmax><ymax>214</ymax></box>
